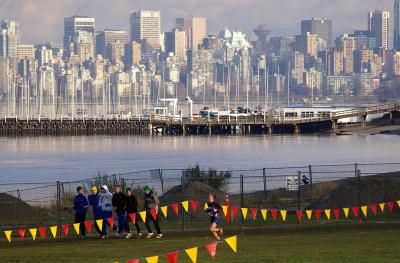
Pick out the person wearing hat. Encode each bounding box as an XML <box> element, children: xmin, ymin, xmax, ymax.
<box><xmin>73</xmin><ymin>186</ymin><xmax>88</xmax><ymax>237</ymax></box>
<box><xmin>112</xmin><ymin>184</ymin><xmax>126</xmax><ymax>237</ymax></box>
<box><xmin>88</xmin><ymin>186</ymin><xmax>102</xmax><ymax>236</ymax></box>
<box><xmin>143</xmin><ymin>185</ymin><xmax>162</xmax><ymax>239</ymax></box>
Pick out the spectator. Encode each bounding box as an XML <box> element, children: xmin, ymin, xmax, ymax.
<box><xmin>112</xmin><ymin>184</ymin><xmax>126</xmax><ymax>237</ymax></box>
<box><xmin>73</xmin><ymin>186</ymin><xmax>88</xmax><ymax>237</ymax></box>
<box><xmin>88</xmin><ymin>186</ymin><xmax>102</xmax><ymax>236</ymax></box>
<box><xmin>125</xmin><ymin>187</ymin><xmax>142</xmax><ymax>239</ymax></box>
<box><xmin>143</xmin><ymin>185</ymin><xmax>162</xmax><ymax>239</ymax></box>
<box><xmin>99</xmin><ymin>185</ymin><xmax>113</xmax><ymax>238</ymax></box>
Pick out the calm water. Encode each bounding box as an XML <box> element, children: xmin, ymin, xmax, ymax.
<box><xmin>0</xmin><ymin>134</ymin><xmax>399</xmax><ymax>184</ymax></box>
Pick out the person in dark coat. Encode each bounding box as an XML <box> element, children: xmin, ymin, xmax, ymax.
<box><xmin>124</xmin><ymin>187</ymin><xmax>142</xmax><ymax>239</ymax></box>
<box><xmin>73</xmin><ymin>186</ymin><xmax>88</xmax><ymax>237</ymax></box>
<box><xmin>143</xmin><ymin>185</ymin><xmax>162</xmax><ymax>239</ymax></box>
<box><xmin>88</xmin><ymin>186</ymin><xmax>102</xmax><ymax>236</ymax></box>
<box><xmin>112</xmin><ymin>184</ymin><xmax>126</xmax><ymax>236</ymax></box>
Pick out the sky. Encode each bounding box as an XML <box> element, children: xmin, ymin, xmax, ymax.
<box><xmin>0</xmin><ymin>0</ymin><xmax>393</xmax><ymax>44</ymax></box>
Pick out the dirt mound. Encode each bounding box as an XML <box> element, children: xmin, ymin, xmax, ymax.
<box><xmin>160</xmin><ymin>181</ymin><xmax>226</xmax><ymax>204</ymax></box>
<box><xmin>0</xmin><ymin>193</ymin><xmax>49</xmax><ymax>226</ymax></box>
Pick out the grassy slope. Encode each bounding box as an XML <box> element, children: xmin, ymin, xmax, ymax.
<box><xmin>0</xmin><ymin>223</ymin><xmax>399</xmax><ymax>263</ymax></box>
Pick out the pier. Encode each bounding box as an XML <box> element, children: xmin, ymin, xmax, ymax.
<box><xmin>0</xmin><ymin>101</ymin><xmax>399</xmax><ymax>136</ymax></box>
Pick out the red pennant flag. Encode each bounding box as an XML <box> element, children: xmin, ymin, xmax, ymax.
<box><xmin>165</xmin><ymin>251</ymin><xmax>179</xmax><ymax>263</ymax></box>
<box><xmin>129</xmin><ymin>213</ymin><xmax>136</xmax><ymax>224</ymax></box>
<box><xmin>84</xmin><ymin>221</ymin><xmax>92</xmax><ymax>234</ymax></box>
<box><xmin>62</xmin><ymin>224</ymin><xmax>69</xmax><ymax>236</ymax></box>
<box><xmin>388</xmin><ymin>201</ymin><xmax>395</xmax><ymax>212</ymax></box>
<box><xmin>107</xmin><ymin>217</ymin><xmax>115</xmax><ymax>229</ymax></box>
<box><xmin>333</xmin><ymin>208</ymin><xmax>340</xmax><ymax>220</ymax></box>
<box><xmin>38</xmin><ymin>227</ymin><xmax>46</xmax><ymax>240</ymax></box>
<box><xmin>150</xmin><ymin>209</ymin><xmax>157</xmax><ymax>221</ymax></box>
<box><xmin>18</xmin><ymin>229</ymin><xmax>26</xmax><ymax>241</ymax></box>
<box><xmin>369</xmin><ymin>204</ymin><xmax>377</xmax><ymax>215</ymax></box>
<box><xmin>231</xmin><ymin>207</ymin><xmax>239</xmax><ymax>219</ymax></box>
<box><xmin>205</xmin><ymin>241</ymin><xmax>218</xmax><ymax>260</ymax></box>
<box><xmin>271</xmin><ymin>209</ymin><xmax>278</xmax><ymax>221</ymax></box>
<box><xmin>126</xmin><ymin>259</ymin><xmax>139</xmax><ymax>263</ymax></box>
<box><xmin>352</xmin><ymin>207</ymin><xmax>359</xmax><ymax>217</ymax></box>
<box><xmin>296</xmin><ymin>210</ymin><xmax>303</xmax><ymax>221</ymax></box>
<box><xmin>171</xmin><ymin>203</ymin><xmax>179</xmax><ymax>216</ymax></box>
<box><xmin>190</xmin><ymin>200</ymin><xmax>198</xmax><ymax>213</ymax></box>
<box><xmin>315</xmin><ymin>210</ymin><xmax>322</xmax><ymax>220</ymax></box>
<box><xmin>250</xmin><ymin>208</ymin><xmax>258</xmax><ymax>220</ymax></box>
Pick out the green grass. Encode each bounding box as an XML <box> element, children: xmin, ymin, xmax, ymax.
<box><xmin>0</xmin><ymin>223</ymin><xmax>399</xmax><ymax>263</ymax></box>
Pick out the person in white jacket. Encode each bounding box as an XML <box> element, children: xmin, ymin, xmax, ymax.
<box><xmin>99</xmin><ymin>185</ymin><xmax>114</xmax><ymax>238</ymax></box>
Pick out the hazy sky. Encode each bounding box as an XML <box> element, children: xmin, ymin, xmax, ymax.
<box><xmin>0</xmin><ymin>0</ymin><xmax>393</xmax><ymax>44</ymax></box>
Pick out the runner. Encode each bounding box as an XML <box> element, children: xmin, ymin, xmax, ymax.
<box><xmin>205</xmin><ymin>193</ymin><xmax>224</xmax><ymax>241</ymax></box>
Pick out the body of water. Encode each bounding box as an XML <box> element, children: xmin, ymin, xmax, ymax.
<box><xmin>0</xmin><ymin>134</ymin><xmax>399</xmax><ymax>184</ymax></box>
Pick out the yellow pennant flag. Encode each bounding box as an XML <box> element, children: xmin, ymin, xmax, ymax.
<box><xmin>241</xmin><ymin>208</ymin><xmax>248</xmax><ymax>219</ymax></box>
<box><xmin>306</xmin><ymin>210</ymin><xmax>313</xmax><ymax>220</ymax></box>
<box><xmin>139</xmin><ymin>211</ymin><xmax>147</xmax><ymax>222</ymax></box>
<box><xmin>361</xmin><ymin>206</ymin><xmax>368</xmax><ymax>217</ymax></box>
<box><xmin>221</xmin><ymin>205</ymin><xmax>228</xmax><ymax>217</ymax></box>
<box><xmin>4</xmin><ymin>230</ymin><xmax>12</xmax><ymax>243</ymax></box>
<box><xmin>260</xmin><ymin>209</ymin><xmax>267</xmax><ymax>221</ymax></box>
<box><xmin>146</xmin><ymin>255</ymin><xmax>159</xmax><ymax>263</ymax></box>
<box><xmin>96</xmin><ymin>219</ymin><xmax>103</xmax><ymax>232</ymax></box>
<box><xmin>204</xmin><ymin>203</ymin><xmax>208</xmax><ymax>211</ymax></box>
<box><xmin>73</xmin><ymin>223</ymin><xmax>80</xmax><ymax>235</ymax></box>
<box><xmin>379</xmin><ymin>203</ymin><xmax>385</xmax><ymax>212</ymax></box>
<box><xmin>397</xmin><ymin>200</ymin><xmax>400</xmax><ymax>208</ymax></box>
<box><xmin>225</xmin><ymin>235</ymin><xmax>237</xmax><ymax>253</ymax></box>
<box><xmin>29</xmin><ymin>228</ymin><xmax>37</xmax><ymax>241</ymax></box>
<box><xmin>280</xmin><ymin>210</ymin><xmax>287</xmax><ymax>221</ymax></box>
<box><xmin>324</xmin><ymin>209</ymin><xmax>331</xmax><ymax>220</ymax></box>
<box><xmin>343</xmin><ymin>208</ymin><xmax>350</xmax><ymax>219</ymax></box>
<box><xmin>182</xmin><ymin>201</ymin><xmax>189</xmax><ymax>213</ymax></box>
<box><xmin>185</xmin><ymin>247</ymin><xmax>198</xmax><ymax>263</ymax></box>
<box><xmin>50</xmin><ymin>226</ymin><xmax>57</xmax><ymax>239</ymax></box>
<box><xmin>161</xmin><ymin>206</ymin><xmax>168</xmax><ymax>218</ymax></box>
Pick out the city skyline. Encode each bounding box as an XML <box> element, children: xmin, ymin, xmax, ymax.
<box><xmin>0</xmin><ymin>0</ymin><xmax>392</xmax><ymax>44</ymax></box>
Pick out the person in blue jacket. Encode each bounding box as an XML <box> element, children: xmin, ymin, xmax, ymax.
<box><xmin>88</xmin><ymin>186</ymin><xmax>102</xmax><ymax>236</ymax></box>
<box><xmin>205</xmin><ymin>193</ymin><xmax>223</xmax><ymax>241</ymax></box>
<box><xmin>73</xmin><ymin>186</ymin><xmax>89</xmax><ymax>237</ymax></box>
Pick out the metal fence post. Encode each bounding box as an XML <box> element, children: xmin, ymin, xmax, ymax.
<box><xmin>297</xmin><ymin>171</ymin><xmax>301</xmax><ymax>215</ymax></box>
<box><xmin>240</xmin><ymin>174</ymin><xmax>244</xmax><ymax>234</ymax></box>
<box><xmin>181</xmin><ymin>175</ymin><xmax>185</xmax><ymax>232</ymax></box>
<box><xmin>357</xmin><ymin>170</ymin><xmax>362</xmax><ymax>222</ymax></box>
<box><xmin>354</xmin><ymin>163</ymin><xmax>358</xmax><ymax>179</ymax></box>
<box><xmin>263</xmin><ymin>168</ymin><xmax>267</xmax><ymax>198</ymax></box>
<box><xmin>160</xmin><ymin>169</ymin><xmax>165</xmax><ymax>196</ymax></box>
<box><xmin>56</xmin><ymin>181</ymin><xmax>61</xmax><ymax>236</ymax></box>
<box><xmin>308</xmin><ymin>165</ymin><xmax>313</xmax><ymax>193</ymax></box>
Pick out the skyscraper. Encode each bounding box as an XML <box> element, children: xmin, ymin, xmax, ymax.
<box><xmin>164</xmin><ymin>29</ymin><xmax>187</xmax><ymax>63</ymax></box>
<box><xmin>63</xmin><ymin>16</ymin><xmax>95</xmax><ymax>50</ymax></box>
<box><xmin>129</xmin><ymin>10</ymin><xmax>161</xmax><ymax>49</ymax></box>
<box><xmin>368</xmin><ymin>10</ymin><xmax>390</xmax><ymax>50</ymax></box>
<box><xmin>301</xmin><ymin>18</ymin><xmax>333</xmax><ymax>48</ymax></box>
<box><xmin>395</xmin><ymin>0</ymin><xmax>400</xmax><ymax>50</ymax></box>
<box><xmin>96</xmin><ymin>30</ymin><xmax>129</xmax><ymax>57</ymax></box>
<box><xmin>176</xmin><ymin>16</ymin><xmax>206</xmax><ymax>50</ymax></box>
<box><xmin>0</xmin><ymin>20</ymin><xmax>21</xmax><ymax>58</ymax></box>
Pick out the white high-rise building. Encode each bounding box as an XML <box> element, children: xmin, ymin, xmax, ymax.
<box><xmin>368</xmin><ymin>10</ymin><xmax>390</xmax><ymax>50</ymax></box>
<box><xmin>0</xmin><ymin>20</ymin><xmax>21</xmax><ymax>58</ymax></box>
<box><xmin>129</xmin><ymin>10</ymin><xmax>161</xmax><ymax>49</ymax></box>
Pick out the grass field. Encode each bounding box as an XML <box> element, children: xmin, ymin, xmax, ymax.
<box><xmin>0</xmin><ymin>223</ymin><xmax>399</xmax><ymax>263</ymax></box>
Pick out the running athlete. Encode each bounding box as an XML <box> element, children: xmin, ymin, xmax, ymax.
<box><xmin>205</xmin><ymin>193</ymin><xmax>224</xmax><ymax>241</ymax></box>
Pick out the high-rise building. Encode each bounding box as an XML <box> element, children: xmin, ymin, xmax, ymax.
<box><xmin>63</xmin><ymin>16</ymin><xmax>95</xmax><ymax>50</ymax></box>
<box><xmin>17</xmin><ymin>44</ymin><xmax>35</xmax><ymax>60</ymax></box>
<box><xmin>176</xmin><ymin>16</ymin><xmax>206</xmax><ymax>50</ymax></box>
<box><xmin>124</xmin><ymin>41</ymin><xmax>142</xmax><ymax>68</ymax></box>
<box><xmin>301</xmin><ymin>18</ymin><xmax>333</xmax><ymax>48</ymax></box>
<box><xmin>96</xmin><ymin>30</ymin><xmax>129</xmax><ymax>57</ymax></box>
<box><xmin>368</xmin><ymin>10</ymin><xmax>390</xmax><ymax>49</ymax></box>
<box><xmin>295</xmin><ymin>32</ymin><xmax>317</xmax><ymax>57</ymax></box>
<box><xmin>164</xmin><ymin>29</ymin><xmax>187</xmax><ymax>63</ymax></box>
<box><xmin>0</xmin><ymin>20</ymin><xmax>21</xmax><ymax>58</ymax></box>
<box><xmin>336</xmin><ymin>34</ymin><xmax>355</xmax><ymax>75</ymax></box>
<box><xmin>129</xmin><ymin>10</ymin><xmax>161</xmax><ymax>49</ymax></box>
<box><xmin>395</xmin><ymin>0</ymin><xmax>400</xmax><ymax>50</ymax></box>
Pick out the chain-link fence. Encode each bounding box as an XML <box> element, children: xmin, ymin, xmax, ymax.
<box><xmin>1</xmin><ymin>162</ymin><xmax>400</xmax><ymax>233</ymax></box>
